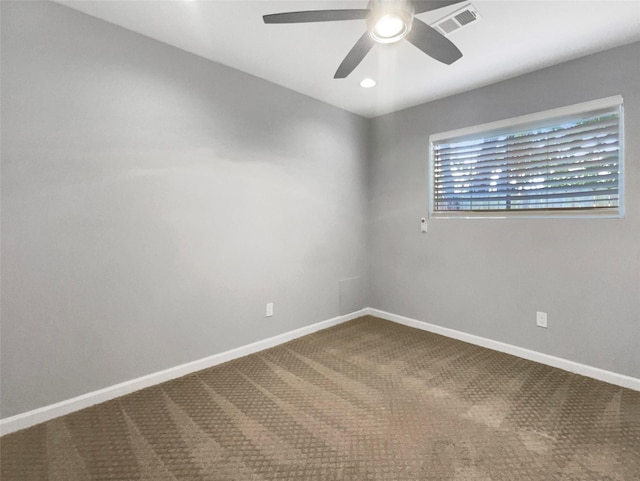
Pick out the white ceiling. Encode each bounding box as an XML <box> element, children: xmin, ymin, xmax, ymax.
<box><xmin>57</xmin><ymin>0</ymin><xmax>640</xmax><ymax>118</ymax></box>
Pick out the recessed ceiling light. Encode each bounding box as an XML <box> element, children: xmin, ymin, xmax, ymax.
<box><xmin>360</xmin><ymin>78</ymin><xmax>376</xmax><ymax>88</ymax></box>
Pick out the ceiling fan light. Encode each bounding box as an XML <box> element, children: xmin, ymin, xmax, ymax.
<box><xmin>368</xmin><ymin>10</ymin><xmax>412</xmax><ymax>44</ymax></box>
<box><xmin>374</xmin><ymin>15</ymin><xmax>404</xmax><ymax>38</ymax></box>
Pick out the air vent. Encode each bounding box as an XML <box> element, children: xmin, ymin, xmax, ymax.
<box><xmin>432</xmin><ymin>3</ymin><xmax>481</xmax><ymax>36</ymax></box>
<box><xmin>454</xmin><ymin>9</ymin><xmax>477</xmax><ymax>26</ymax></box>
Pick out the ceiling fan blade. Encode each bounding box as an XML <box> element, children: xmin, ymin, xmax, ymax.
<box><xmin>406</xmin><ymin>18</ymin><xmax>462</xmax><ymax>65</ymax></box>
<box><xmin>411</xmin><ymin>0</ymin><xmax>466</xmax><ymax>15</ymax></box>
<box><xmin>263</xmin><ymin>9</ymin><xmax>369</xmax><ymax>24</ymax></box>
<box><xmin>334</xmin><ymin>32</ymin><xmax>375</xmax><ymax>79</ymax></box>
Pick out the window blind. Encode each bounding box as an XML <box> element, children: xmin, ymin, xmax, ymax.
<box><xmin>430</xmin><ymin>96</ymin><xmax>623</xmax><ymax>217</ymax></box>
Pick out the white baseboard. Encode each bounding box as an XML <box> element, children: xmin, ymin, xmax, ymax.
<box><xmin>3</xmin><ymin>306</ymin><xmax>638</xmax><ymax>436</ymax></box>
<box><xmin>365</xmin><ymin>307</ymin><xmax>640</xmax><ymax>392</ymax></box>
<box><xmin>0</xmin><ymin>309</ymin><xmax>366</xmax><ymax>436</ymax></box>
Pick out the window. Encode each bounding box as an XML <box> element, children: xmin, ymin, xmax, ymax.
<box><xmin>429</xmin><ymin>96</ymin><xmax>623</xmax><ymax>218</ymax></box>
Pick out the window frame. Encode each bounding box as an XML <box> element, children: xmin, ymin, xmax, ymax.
<box><xmin>428</xmin><ymin>96</ymin><xmax>625</xmax><ymax>219</ymax></box>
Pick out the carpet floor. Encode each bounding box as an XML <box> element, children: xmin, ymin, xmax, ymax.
<box><xmin>1</xmin><ymin>316</ymin><xmax>639</xmax><ymax>480</ymax></box>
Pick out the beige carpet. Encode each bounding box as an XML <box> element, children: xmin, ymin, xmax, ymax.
<box><xmin>2</xmin><ymin>316</ymin><xmax>639</xmax><ymax>480</ymax></box>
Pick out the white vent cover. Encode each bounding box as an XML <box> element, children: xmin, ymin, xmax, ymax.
<box><xmin>432</xmin><ymin>3</ymin><xmax>481</xmax><ymax>36</ymax></box>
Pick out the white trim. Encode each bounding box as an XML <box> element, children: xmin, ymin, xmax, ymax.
<box><xmin>3</xmin><ymin>306</ymin><xmax>638</xmax><ymax>436</ymax></box>
<box><xmin>365</xmin><ymin>308</ymin><xmax>640</xmax><ymax>392</ymax></box>
<box><xmin>0</xmin><ymin>309</ymin><xmax>366</xmax><ymax>436</ymax></box>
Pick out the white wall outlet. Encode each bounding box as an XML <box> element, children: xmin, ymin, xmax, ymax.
<box><xmin>536</xmin><ymin>311</ymin><xmax>547</xmax><ymax>328</ymax></box>
<box><xmin>266</xmin><ymin>302</ymin><xmax>274</xmax><ymax>317</ymax></box>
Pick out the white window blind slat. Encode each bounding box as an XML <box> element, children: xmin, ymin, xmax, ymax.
<box><xmin>435</xmin><ymin>135</ymin><xmax>619</xmax><ymax>167</ymax></box>
<box><xmin>433</xmin><ymin>153</ymin><xmax>619</xmax><ymax>180</ymax></box>
<box><xmin>436</xmin><ymin>130</ymin><xmax>618</xmax><ymax>164</ymax></box>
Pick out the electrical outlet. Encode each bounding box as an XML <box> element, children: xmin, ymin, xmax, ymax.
<box><xmin>266</xmin><ymin>302</ymin><xmax>274</xmax><ymax>317</ymax></box>
<box><xmin>536</xmin><ymin>311</ymin><xmax>547</xmax><ymax>328</ymax></box>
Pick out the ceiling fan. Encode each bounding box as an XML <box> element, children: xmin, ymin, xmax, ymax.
<box><xmin>263</xmin><ymin>0</ymin><xmax>467</xmax><ymax>79</ymax></box>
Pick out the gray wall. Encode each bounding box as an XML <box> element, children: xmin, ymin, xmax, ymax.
<box><xmin>0</xmin><ymin>1</ymin><xmax>368</xmax><ymax>418</ymax></box>
<box><xmin>2</xmin><ymin>1</ymin><xmax>638</xmax><ymax>421</ymax></box>
<box><xmin>368</xmin><ymin>42</ymin><xmax>640</xmax><ymax>379</ymax></box>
